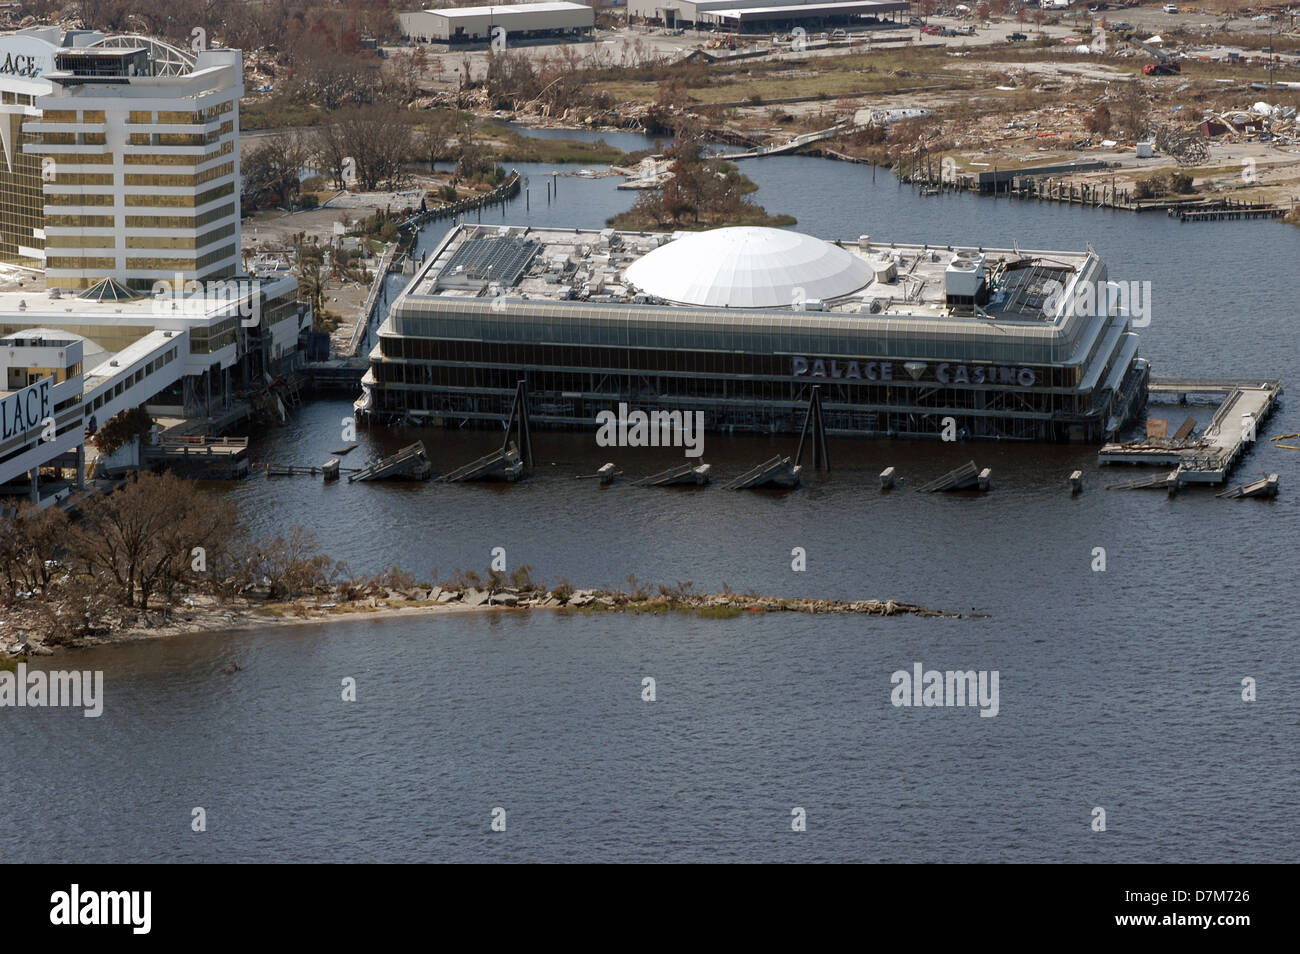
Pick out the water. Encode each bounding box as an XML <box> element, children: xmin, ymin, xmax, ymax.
<box><xmin>5</xmin><ymin>133</ymin><xmax>1297</xmax><ymax>862</ymax></box>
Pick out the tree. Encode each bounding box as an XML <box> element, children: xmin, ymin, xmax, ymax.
<box><xmin>248</xmin><ymin>526</ymin><xmax>344</xmax><ymax>600</ymax></box>
<box><xmin>91</xmin><ymin>407</ymin><xmax>153</xmax><ymax>455</ymax></box>
<box><xmin>337</xmin><ymin>106</ymin><xmax>415</xmax><ymax>191</ymax></box>
<box><xmin>420</xmin><ymin>110</ymin><xmax>464</xmax><ymax>171</ymax></box>
<box><xmin>296</xmin><ymin>244</ymin><xmax>327</xmax><ymax>321</ymax></box>
<box><xmin>243</xmin><ymin>130</ymin><xmax>307</xmax><ymax>209</ymax></box>
<box><xmin>0</xmin><ymin>502</ymin><xmax>69</xmax><ymax>605</ymax></box>
<box><xmin>1085</xmin><ymin>104</ymin><xmax>1113</xmax><ymax>136</ymax></box>
<box><xmin>310</xmin><ymin>122</ymin><xmax>350</xmax><ymax>190</ymax></box>
<box><xmin>68</xmin><ymin>471</ymin><xmax>237</xmax><ymax>612</ymax></box>
<box><xmin>1115</xmin><ymin>83</ymin><xmax>1150</xmax><ymax>141</ymax></box>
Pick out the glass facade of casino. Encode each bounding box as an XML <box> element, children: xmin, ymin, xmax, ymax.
<box><xmin>0</xmin><ymin>108</ymin><xmax>44</xmax><ymax>268</ymax></box>
<box><xmin>363</xmin><ymin>294</ymin><xmax>1148</xmax><ymax>443</ymax></box>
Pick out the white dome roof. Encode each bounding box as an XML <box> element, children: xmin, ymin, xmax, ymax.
<box><xmin>624</xmin><ymin>226</ymin><xmax>871</xmax><ymax>309</ymax></box>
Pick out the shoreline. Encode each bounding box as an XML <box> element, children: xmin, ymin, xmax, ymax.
<box><xmin>4</xmin><ymin>586</ymin><xmax>975</xmax><ymax>657</ymax></box>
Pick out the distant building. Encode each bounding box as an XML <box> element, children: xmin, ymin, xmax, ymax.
<box><xmin>399</xmin><ymin>3</ymin><xmax>596</xmax><ymax>44</ymax></box>
<box><xmin>628</xmin><ymin>0</ymin><xmax>908</xmax><ymax>32</ymax></box>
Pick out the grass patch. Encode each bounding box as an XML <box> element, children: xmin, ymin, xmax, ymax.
<box><xmin>241</xmin><ymin>96</ymin><xmax>325</xmax><ymax>132</ymax></box>
<box><xmin>484</xmin><ymin>125</ymin><xmax>629</xmax><ymax>165</ymax></box>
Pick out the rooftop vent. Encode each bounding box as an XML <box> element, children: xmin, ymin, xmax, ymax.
<box><xmin>945</xmin><ymin>251</ymin><xmax>988</xmax><ymax>308</ymax></box>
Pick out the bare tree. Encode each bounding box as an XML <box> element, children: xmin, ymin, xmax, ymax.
<box><xmin>243</xmin><ymin>130</ymin><xmax>307</xmax><ymax>208</ymax></box>
<box><xmin>337</xmin><ymin>106</ymin><xmax>415</xmax><ymax>190</ymax></box>
<box><xmin>68</xmin><ymin>470</ymin><xmax>237</xmax><ymax>613</ymax></box>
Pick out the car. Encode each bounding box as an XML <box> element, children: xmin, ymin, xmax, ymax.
<box><xmin>831</xmin><ymin>28</ymin><xmax>847</xmax><ymax>38</ymax></box>
<box><xmin>1008</xmin><ymin>32</ymin><xmax>1029</xmax><ymax>41</ymax></box>
<box><xmin>922</xmin><ymin>25</ymin><xmax>942</xmax><ymax>35</ymax></box>
<box><xmin>1162</xmin><ymin>3</ymin><xmax>1178</xmax><ymax>12</ymax></box>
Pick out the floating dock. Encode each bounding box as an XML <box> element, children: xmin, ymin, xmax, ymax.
<box><xmin>917</xmin><ymin>461</ymin><xmax>988</xmax><ymax>493</ymax></box>
<box><xmin>1107</xmin><ymin>468</ymin><xmax>1182</xmax><ymax>493</ymax></box>
<box><xmin>347</xmin><ymin>442</ymin><xmax>432</xmax><ymax>482</ymax></box>
<box><xmin>1217</xmin><ymin>473</ymin><xmax>1279</xmax><ymax>499</ymax></box>
<box><xmin>439</xmin><ymin>442</ymin><xmax>525</xmax><ymax>483</ymax></box>
<box><xmin>636</xmin><ymin>462</ymin><xmax>712</xmax><ymax>487</ymax></box>
<box><xmin>1098</xmin><ymin>378</ymin><xmax>1282</xmax><ymax>484</ymax></box>
<box><xmin>723</xmin><ymin>455</ymin><xmax>802</xmax><ymax>490</ymax></box>
<box><xmin>439</xmin><ymin>380</ymin><xmax>533</xmax><ymax>483</ymax></box>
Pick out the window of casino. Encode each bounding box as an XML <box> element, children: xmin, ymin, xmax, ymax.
<box><xmin>126</xmin><ymin>193</ymin><xmax>194</xmax><ymax>207</ymax></box>
<box><xmin>46</xmin><ymin>214</ymin><xmax>115</xmax><ymax>228</ymax></box>
<box><xmin>46</xmin><ymin>193</ymin><xmax>115</xmax><ymax>206</ymax></box>
<box><xmin>45</xmin><ymin>235</ymin><xmax>116</xmax><ymax>248</ymax></box>
<box><xmin>52</xmin><ymin>172</ymin><xmax>115</xmax><ymax>186</ymax></box>
<box><xmin>46</xmin><ymin>256</ymin><xmax>116</xmax><ymax>270</ymax></box>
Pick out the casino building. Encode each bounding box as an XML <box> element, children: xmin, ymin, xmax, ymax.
<box><xmin>357</xmin><ymin>224</ymin><xmax>1148</xmax><ymax>443</ymax></box>
<box><xmin>0</xmin><ymin>26</ymin><xmax>242</xmax><ymax>291</ymax></box>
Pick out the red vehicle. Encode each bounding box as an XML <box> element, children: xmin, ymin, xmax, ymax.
<box><xmin>922</xmin><ymin>25</ymin><xmax>942</xmax><ymax>35</ymax></box>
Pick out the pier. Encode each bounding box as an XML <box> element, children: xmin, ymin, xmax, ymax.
<box><xmin>440</xmin><ymin>380</ymin><xmax>534</xmax><ymax>483</ymax></box>
<box><xmin>722</xmin><ymin>455</ymin><xmax>802</xmax><ymax>490</ymax></box>
<box><xmin>636</xmin><ymin>462</ymin><xmax>712</xmax><ymax>487</ymax></box>
<box><xmin>1098</xmin><ymin>378</ymin><xmax>1282</xmax><ymax>485</ymax></box>
<box><xmin>347</xmin><ymin>442</ymin><xmax>433</xmax><ymax>482</ymax></box>
<box><xmin>1217</xmin><ymin>473</ymin><xmax>1280</xmax><ymax>499</ymax></box>
<box><xmin>916</xmin><ymin>461</ymin><xmax>988</xmax><ymax>493</ymax></box>
<box><xmin>439</xmin><ymin>442</ymin><xmax>526</xmax><ymax>483</ymax></box>
<box><xmin>142</xmin><ymin>436</ymin><xmax>249</xmax><ymax>479</ymax></box>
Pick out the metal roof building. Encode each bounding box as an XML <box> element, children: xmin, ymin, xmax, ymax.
<box><xmin>628</xmin><ymin>0</ymin><xmax>908</xmax><ymax>29</ymax></box>
<box><xmin>398</xmin><ymin>3</ymin><xmax>595</xmax><ymax>44</ymax></box>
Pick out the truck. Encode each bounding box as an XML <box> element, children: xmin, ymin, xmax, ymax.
<box><xmin>1126</xmin><ymin>34</ymin><xmax>1180</xmax><ymax>75</ymax></box>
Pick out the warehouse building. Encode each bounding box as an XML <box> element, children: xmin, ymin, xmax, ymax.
<box><xmin>399</xmin><ymin>3</ymin><xmax>596</xmax><ymax>45</ymax></box>
<box><xmin>629</xmin><ymin>0</ymin><xmax>908</xmax><ymax>31</ymax></box>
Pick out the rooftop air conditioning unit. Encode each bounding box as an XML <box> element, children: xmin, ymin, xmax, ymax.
<box><xmin>945</xmin><ymin>251</ymin><xmax>987</xmax><ymax>306</ymax></box>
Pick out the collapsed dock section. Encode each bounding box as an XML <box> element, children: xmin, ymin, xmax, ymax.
<box><xmin>357</xmin><ymin>223</ymin><xmax>1150</xmax><ymax>443</ymax></box>
<box><xmin>1099</xmin><ymin>378</ymin><xmax>1282</xmax><ymax>485</ymax></box>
